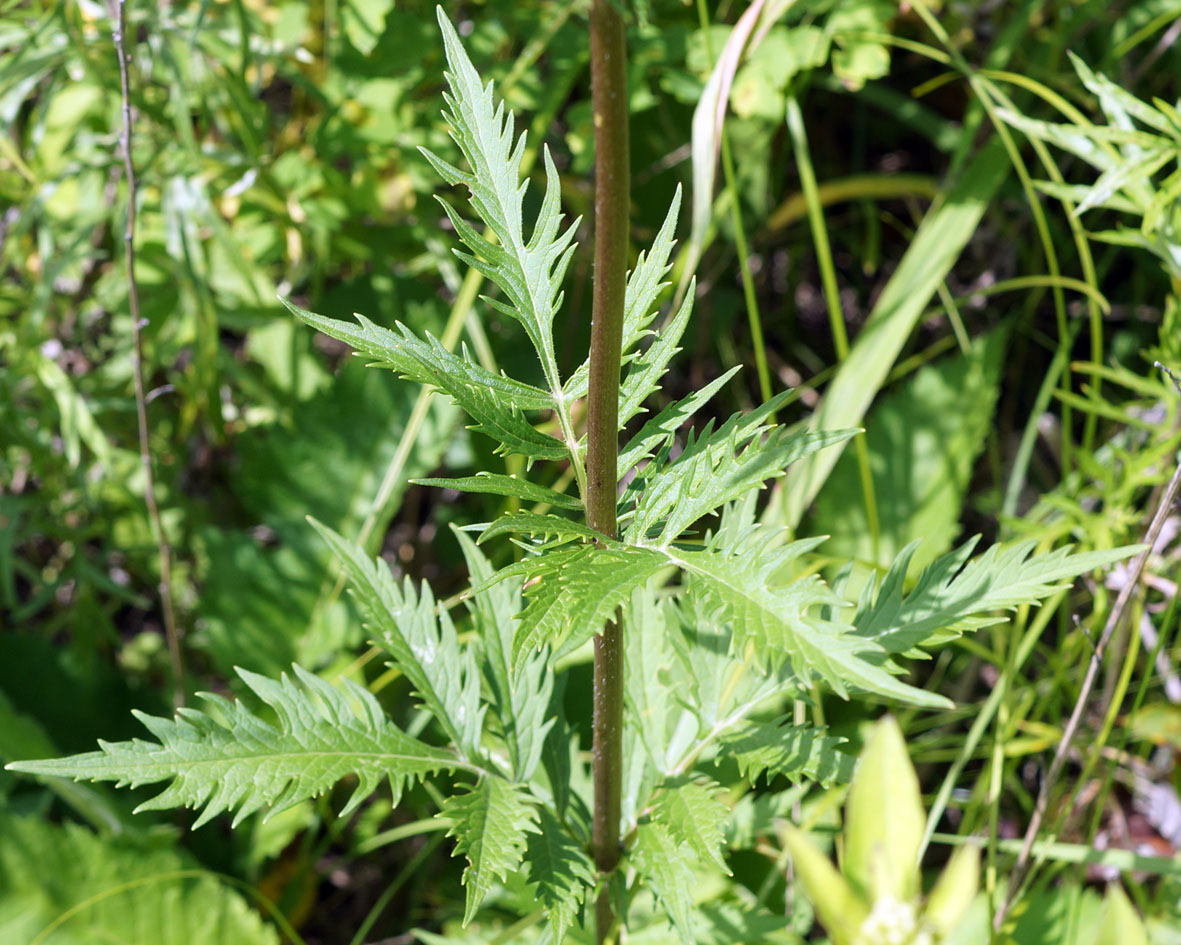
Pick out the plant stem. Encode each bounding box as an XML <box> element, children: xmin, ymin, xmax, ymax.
<box><xmin>113</xmin><ymin>0</ymin><xmax>184</xmax><ymax>709</ymax></box>
<box><xmin>588</xmin><ymin>0</ymin><xmax>628</xmax><ymax>941</ymax></box>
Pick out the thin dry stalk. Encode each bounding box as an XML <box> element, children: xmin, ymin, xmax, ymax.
<box><xmin>112</xmin><ymin>0</ymin><xmax>184</xmax><ymax>707</ymax></box>
<box><xmin>997</xmin><ymin>392</ymin><xmax>1181</xmax><ymax>928</ymax></box>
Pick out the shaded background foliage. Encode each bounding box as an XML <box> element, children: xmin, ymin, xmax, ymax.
<box><xmin>2</xmin><ymin>0</ymin><xmax>1181</xmax><ymax>942</ymax></box>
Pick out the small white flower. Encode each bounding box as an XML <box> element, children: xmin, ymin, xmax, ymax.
<box><xmin>856</xmin><ymin>896</ymin><xmax>919</xmax><ymax>945</ymax></box>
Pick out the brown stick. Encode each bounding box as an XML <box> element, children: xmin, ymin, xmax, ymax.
<box><xmin>996</xmin><ymin>408</ymin><xmax>1181</xmax><ymax>929</ymax></box>
<box><xmin>112</xmin><ymin>0</ymin><xmax>184</xmax><ymax>708</ymax></box>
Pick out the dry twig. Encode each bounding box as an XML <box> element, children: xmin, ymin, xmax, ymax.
<box><xmin>996</xmin><ymin>365</ymin><xmax>1181</xmax><ymax>929</ymax></box>
<box><xmin>112</xmin><ymin>0</ymin><xmax>184</xmax><ymax>707</ymax></box>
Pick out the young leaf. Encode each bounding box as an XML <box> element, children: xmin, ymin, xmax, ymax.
<box><xmin>440</xmin><ymin>775</ymin><xmax>539</xmax><ymax>926</ymax></box>
<box><xmin>478</xmin><ymin>511</ymin><xmax>603</xmax><ymax>546</ymax></box>
<box><xmin>616</xmin><ymin>368</ymin><xmax>739</xmax><ymax>478</ymax></box>
<box><xmin>512</xmin><ymin>544</ymin><xmax>667</xmax><ymax>663</ymax></box>
<box><xmin>617</xmin><ymin>286</ymin><xmax>697</xmax><ymax>427</ymax></box>
<box><xmin>566</xmin><ymin>188</ymin><xmax>687</xmax><ymax>416</ymax></box>
<box><xmin>423</xmin><ymin>9</ymin><xmax>578</xmax><ymax>406</ymax></box>
<box><xmin>526</xmin><ymin>806</ymin><xmax>597</xmax><ymax>944</ymax></box>
<box><xmin>6</xmin><ymin>666</ymin><xmax>459</xmax><ymax>828</ymax></box>
<box><xmin>722</xmin><ymin>718</ymin><xmax>855</xmax><ymax>786</ymax></box>
<box><xmin>451</xmin><ymin>528</ymin><xmax>553</xmax><ymax>781</ymax></box>
<box><xmin>312</xmin><ymin>519</ymin><xmax>486</xmax><ymax>762</ymax></box>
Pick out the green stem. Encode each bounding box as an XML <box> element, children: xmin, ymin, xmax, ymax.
<box><xmin>588</xmin><ymin>0</ymin><xmax>628</xmax><ymax>941</ymax></box>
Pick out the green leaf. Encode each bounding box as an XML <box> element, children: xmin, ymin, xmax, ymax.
<box><xmin>512</xmin><ymin>545</ymin><xmax>667</xmax><ymax>664</ymax></box>
<box><xmin>651</xmin><ymin>778</ymin><xmax>731</xmax><ymax>875</ymax></box>
<box><xmin>781</xmin><ymin>824</ymin><xmax>867</xmax><ymax>945</ymax></box>
<box><xmin>618</xmin><ymin>286</ymin><xmax>697</xmax><ymax>428</ymax></box>
<box><xmin>312</xmin><ymin>519</ymin><xmax>486</xmax><ymax>762</ymax></box>
<box><xmin>828</xmin><ymin>0</ymin><xmax>893</xmax><ymax>89</ymax></box>
<box><xmin>659</xmin><ymin>541</ymin><xmax>952</xmax><ymax>709</ymax></box>
<box><xmin>631</xmin><ymin>823</ymin><xmax>696</xmax><ymax>945</ymax></box>
<box><xmin>1092</xmin><ymin>883</ymin><xmax>1149</xmax><ymax>945</ymax></box>
<box><xmin>925</xmin><ymin>844</ymin><xmax>980</xmax><ymax>937</ymax></box>
<box><xmin>451</xmin><ymin>529</ymin><xmax>553</xmax><ymax>782</ymax></box>
<box><xmin>414</xmin><ymin>473</ymin><xmax>582</xmax><ymax>511</ymax></box>
<box><xmin>722</xmin><ymin>717</ymin><xmax>855</xmax><ymax>786</ymax></box>
<box><xmin>423</xmin><ymin>9</ymin><xmax>578</xmax><ymax>404</ymax></box>
<box><xmin>624</xmin><ymin>587</ymin><xmax>679</xmax><ymax>770</ymax></box>
<box><xmin>6</xmin><ymin>665</ymin><xmax>458</xmax><ymax>828</ymax></box>
<box><xmin>566</xmin><ymin>188</ymin><xmax>689</xmax><ymax>421</ymax></box>
<box><xmin>853</xmin><ymin>537</ymin><xmax>1144</xmax><ymax>656</ymax></box>
<box><xmin>617</xmin><ymin>367</ymin><xmax>739</xmax><ymax>478</ymax></box>
<box><xmin>843</xmin><ymin>716</ymin><xmax>924</xmax><ymax>902</ymax></box>
<box><xmin>440</xmin><ymin>776</ymin><xmax>539</xmax><ymax>926</ymax></box>
<box><xmin>1068</xmin><ymin>51</ymin><xmax>1176</xmax><ymax>136</ymax></box>
<box><xmin>478</xmin><ymin>511</ymin><xmax>603</xmax><ymax>546</ymax></box>
<box><xmin>0</xmin><ymin>814</ymin><xmax>280</xmax><ymax>945</ymax></box>
<box><xmin>525</xmin><ymin>806</ymin><xmax>596</xmax><ymax>943</ymax></box>
<box><xmin>341</xmin><ymin>0</ymin><xmax>392</xmax><ymax>55</ymax></box>
<box><xmin>285</xmin><ymin>300</ymin><xmax>566</xmax><ymax>461</ymax></box>
<box><xmin>626</xmin><ymin>394</ymin><xmax>857</xmax><ymax>545</ymax></box>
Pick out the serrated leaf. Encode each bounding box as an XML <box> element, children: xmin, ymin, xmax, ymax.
<box><xmin>618</xmin><ymin>285</ymin><xmax>698</xmax><ymax>428</ymax></box>
<box><xmin>414</xmin><ymin>473</ymin><xmax>582</xmax><ymax>510</ymax></box>
<box><xmin>631</xmin><ymin>822</ymin><xmax>696</xmax><ymax>945</ymax></box>
<box><xmin>7</xmin><ymin>666</ymin><xmax>458</xmax><ymax>828</ymax></box>
<box><xmin>478</xmin><ymin>511</ymin><xmax>602</xmax><ymax>546</ymax></box>
<box><xmin>617</xmin><ymin>369</ymin><xmax>740</xmax><ymax>481</ymax></box>
<box><xmin>452</xmin><ymin>529</ymin><xmax>553</xmax><ymax>782</ymax></box>
<box><xmin>285</xmin><ymin>300</ymin><xmax>565</xmax><ymax>462</ymax></box>
<box><xmin>526</xmin><ymin>806</ymin><xmax>596</xmax><ymax>943</ymax></box>
<box><xmin>624</xmin><ymin>587</ymin><xmax>677</xmax><ymax>769</ymax></box>
<box><xmin>626</xmin><ymin>394</ymin><xmax>857</xmax><ymax>544</ymax></box>
<box><xmin>440</xmin><ymin>776</ymin><xmax>539</xmax><ymax>926</ymax></box>
<box><xmin>312</xmin><ymin>519</ymin><xmax>486</xmax><ymax>762</ymax></box>
<box><xmin>651</xmin><ymin>778</ymin><xmax>731</xmax><ymax>875</ymax></box>
<box><xmin>567</xmin><ymin>188</ymin><xmax>688</xmax><ymax>418</ymax></box>
<box><xmin>657</xmin><ymin>541</ymin><xmax>951</xmax><ymax>709</ymax></box>
<box><xmin>853</xmin><ymin>537</ymin><xmax>1144</xmax><ymax>655</ymax></box>
<box><xmin>722</xmin><ymin>717</ymin><xmax>855</xmax><ymax>786</ymax></box>
<box><xmin>423</xmin><ymin>10</ymin><xmax>578</xmax><ymax>405</ymax></box>
<box><xmin>512</xmin><ymin>545</ymin><xmax>667</xmax><ymax>664</ymax></box>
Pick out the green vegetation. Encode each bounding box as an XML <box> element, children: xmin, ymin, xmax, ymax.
<box><xmin>2</xmin><ymin>2</ymin><xmax>1180</xmax><ymax>944</ymax></box>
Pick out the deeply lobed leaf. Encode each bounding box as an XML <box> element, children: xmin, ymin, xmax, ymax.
<box><xmin>440</xmin><ymin>775</ymin><xmax>539</xmax><ymax>925</ymax></box>
<box><xmin>854</xmin><ymin>537</ymin><xmax>1144</xmax><ymax>656</ymax></box>
<box><xmin>312</xmin><ymin>519</ymin><xmax>487</xmax><ymax>762</ymax></box>
<box><xmin>285</xmin><ymin>300</ymin><xmax>566</xmax><ymax>462</ymax></box>
<box><xmin>6</xmin><ymin>665</ymin><xmax>459</xmax><ymax>828</ymax></box>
